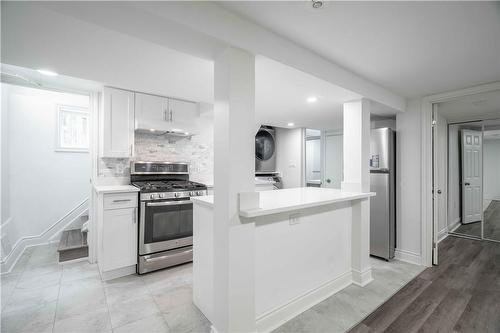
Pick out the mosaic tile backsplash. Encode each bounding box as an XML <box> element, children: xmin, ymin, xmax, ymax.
<box><xmin>98</xmin><ymin>125</ymin><xmax>214</xmax><ymax>186</ymax></box>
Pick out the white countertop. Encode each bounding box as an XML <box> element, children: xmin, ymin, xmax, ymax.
<box><xmin>93</xmin><ymin>184</ymin><xmax>139</xmax><ymax>193</ymax></box>
<box><xmin>192</xmin><ymin>195</ymin><xmax>214</xmax><ymax>207</ymax></box>
<box><xmin>192</xmin><ymin>187</ymin><xmax>375</xmax><ymax>217</ymax></box>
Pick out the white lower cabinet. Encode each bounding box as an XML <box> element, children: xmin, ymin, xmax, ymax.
<box><xmin>96</xmin><ymin>188</ymin><xmax>139</xmax><ymax>281</ymax></box>
<box><xmin>102</xmin><ymin>207</ymin><xmax>137</xmax><ymax>271</ymax></box>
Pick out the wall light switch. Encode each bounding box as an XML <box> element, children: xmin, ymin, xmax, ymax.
<box><xmin>289</xmin><ymin>213</ymin><xmax>300</xmax><ymax>225</ymax></box>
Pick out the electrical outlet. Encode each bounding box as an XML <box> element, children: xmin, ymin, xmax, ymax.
<box><xmin>289</xmin><ymin>213</ymin><xmax>300</xmax><ymax>225</ymax></box>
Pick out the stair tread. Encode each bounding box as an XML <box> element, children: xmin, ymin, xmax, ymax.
<box><xmin>58</xmin><ymin>229</ymin><xmax>88</xmax><ymax>252</ymax></box>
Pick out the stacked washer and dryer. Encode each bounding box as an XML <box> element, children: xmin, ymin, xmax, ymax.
<box><xmin>255</xmin><ymin>126</ymin><xmax>282</xmax><ymax>190</ymax></box>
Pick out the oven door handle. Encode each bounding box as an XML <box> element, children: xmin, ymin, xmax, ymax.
<box><xmin>146</xmin><ymin>200</ymin><xmax>192</xmax><ymax>207</ymax></box>
<box><xmin>144</xmin><ymin>248</ymin><xmax>193</xmax><ymax>263</ymax></box>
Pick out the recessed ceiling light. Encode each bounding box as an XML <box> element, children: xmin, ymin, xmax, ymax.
<box><xmin>149</xmin><ymin>129</ymin><xmax>156</xmax><ymax>132</ymax></box>
<box><xmin>307</xmin><ymin>96</ymin><xmax>318</xmax><ymax>103</ymax></box>
<box><xmin>37</xmin><ymin>69</ymin><xmax>58</xmax><ymax>76</ymax></box>
<box><xmin>287</xmin><ymin>122</ymin><xmax>295</xmax><ymax>127</ymax></box>
<box><xmin>184</xmin><ymin>132</ymin><xmax>189</xmax><ymax>135</ymax></box>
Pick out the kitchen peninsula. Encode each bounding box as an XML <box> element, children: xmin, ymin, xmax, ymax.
<box><xmin>192</xmin><ymin>187</ymin><xmax>375</xmax><ymax>332</ymax></box>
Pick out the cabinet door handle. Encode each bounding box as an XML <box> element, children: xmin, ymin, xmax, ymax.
<box><xmin>130</xmin><ymin>144</ymin><xmax>133</xmax><ymax>157</ymax></box>
<box><xmin>163</xmin><ymin>109</ymin><xmax>167</xmax><ymax>121</ymax></box>
<box><xmin>133</xmin><ymin>208</ymin><xmax>137</xmax><ymax>223</ymax></box>
<box><xmin>169</xmin><ymin>110</ymin><xmax>173</xmax><ymax>122</ymax></box>
<box><xmin>113</xmin><ymin>199</ymin><xmax>132</xmax><ymax>203</ymax></box>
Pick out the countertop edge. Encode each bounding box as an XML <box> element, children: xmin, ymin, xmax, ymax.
<box><xmin>191</xmin><ymin>196</ymin><xmax>214</xmax><ymax>208</ymax></box>
<box><xmin>239</xmin><ymin>192</ymin><xmax>375</xmax><ymax>218</ymax></box>
<box><xmin>93</xmin><ymin>185</ymin><xmax>140</xmax><ymax>193</ymax></box>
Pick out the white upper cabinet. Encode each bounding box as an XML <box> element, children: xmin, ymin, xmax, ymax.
<box><xmin>169</xmin><ymin>98</ymin><xmax>199</xmax><ymax>133</ymax></box>
<box><xmin>101</xmin><ymin>87</ymin><xmax>134</xmax><ymax>158</ymax></box>
<box><xmin>135</xmin><ymin>92</ymin><xmax>169</xmax><ymax>131</ymax></box>
<box><xmin>134</xmin><ymin>92</ymin><xmax>199</xmax><ymax>134</ymax></box>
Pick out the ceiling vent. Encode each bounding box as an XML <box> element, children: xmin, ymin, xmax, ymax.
<box><xmin>311</xmin><ymin>0</ymin><xmax>323</xmax><ymax>9</ymax></box>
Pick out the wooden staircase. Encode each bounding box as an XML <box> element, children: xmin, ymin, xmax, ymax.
<box><xmin>57</xmin><ymin>214</ymin><xmax>89</xmax><ymax>262</ymax></box>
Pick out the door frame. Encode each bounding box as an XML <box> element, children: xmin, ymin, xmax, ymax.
<box><xmin>422</xmin><ymin>81</ymin><xmax>500</xmax><ymax>266</ymax></box>
<box><xmin>431</xmin><ymin>104</ymin><xmax>439</xmax><ymax>265</ymax></box>
<box><xmin>303</xmin><ymin>129</ymin><xmax>323</xmax><ymax>187</ymax></box>
<box><xmin>321</xmin><ymin>130</ymin><xmax>343</xmax><ymax>188</ymax></box>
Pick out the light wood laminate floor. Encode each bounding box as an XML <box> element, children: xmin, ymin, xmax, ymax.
<box><xmin>350</xmin><ymin>236</ymin><xmax>500</xmax><ymax>333</ymax></box>
<box><xmin>453</xmin><ymin>200</ymin><xmax>500</xmax><ymax>240</ymax></box>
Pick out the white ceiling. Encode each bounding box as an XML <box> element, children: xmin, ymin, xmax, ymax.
<box><xmin>255</xmin><ymin>56</ymin><xmax>363</xmax><ymax>130</ymax></box>
<box><xmin>1</xmin><ymin>2</ymin><xmax>215</xmax><ymax>104</ymax></box>
<box><xmin>221</xmin><ymin>1</ymin><xmax>500</xmax><ymax>97</ymax></box>
<box><xmin>437</xmin><ymin>90</ymin><xmax>500</xmax><ymax>122</ymax></box>
<box><xmin>1</xmin><ymin>63</ymin><xmax>102</xmax><ymax>93</ymax></box>
<box><xmin>2</xmin><ymin>2</ymin><xmax>399</xmax><ymax>131</ymax></box>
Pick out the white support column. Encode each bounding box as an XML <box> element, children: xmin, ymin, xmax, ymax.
<box><xmin>212</xmin><ymin>47</ymin><xmax>256</xmax><ymax>333</ymax></box>
<box><xmin>342</xmin><ymin>99</ymin><xmax>373</xmax><ymax>286</ymax></box>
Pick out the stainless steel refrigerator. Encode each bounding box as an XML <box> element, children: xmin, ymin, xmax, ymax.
<box><xmin>370</xmin><ymin>128</ymin><xmax>396</xmax><ymax>260</ymax></box>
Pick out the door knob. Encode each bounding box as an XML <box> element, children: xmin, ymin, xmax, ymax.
<box><xmin>464</xmin><ymin>182</ymin><xmax>470</xmax><ymax>186</ymax></box>
<box><xmin>326</xmin><ymin>179</ymin><xmax>331</xmax><ymax>184</ymax></box>
<box><xmin>437</xmin><ymin>190</ymin><xmax>442</xmax><ymax>194</ymax></box>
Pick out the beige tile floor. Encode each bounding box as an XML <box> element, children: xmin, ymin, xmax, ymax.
<box><xmin>1</xmin><ymin>244</ymin><xmax>424</xmax><ymax>333</ymax></box>
<box><xmin>1</xmin><ymin>244</ymin><xmax>209</xmax><ymax>333</ymax></box>
<box><xmin>272</xmin><ymin>258</ymin><xmax>425</xmax><ymax>333</ymax></box>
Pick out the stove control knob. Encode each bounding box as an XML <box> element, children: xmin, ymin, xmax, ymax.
<box><xmin>150</xmin><ymin>194</ymin><xmax>158</xmax><ymax>200</ymax></box>
<box><xmin>190</xmin><ymin>191</ymin><xmax>195</xmax><ymax>196</ymax></box>
<box><xmin>174</xmin><ymin>192</ymin><xmax>180</xmax><ymax>198</ymax></box>
<box><xmin>197</xmin><ymin>191</ymin><xmax>203</xmax><ymax>196</ymax></box>
<box><xmin>159</xmin><ymin>193</ymin><xmax>165</xmax><ymax>199</ymax></box>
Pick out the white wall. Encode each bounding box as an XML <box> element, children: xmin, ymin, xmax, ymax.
<box><xmin>1</xmin><ymin>84</ymin><xmax>90</xmax><ymax>261</ymax></box>
<box><xmin>484</xmin><ymin>138</ymin><xmax>500</xmax><ymax>201</ymax></box>
<box><xmin>276</xmin><ymin>127</ymin><xmax>304</xmax><ymax>188</ymax></box>
<box><xmin>371</xmin><ymin>118</ymin><xmax>396</xmax><ymax>130</ymax></box>
<box><xmin>1</xmin><ymin>84</ymin><xmax>10</xmax><ymax>225</ymax></box>
<box><xmin>395</xmin><ymin>99</ymin><xmax>422</xmax><ymax>259</ymax></box>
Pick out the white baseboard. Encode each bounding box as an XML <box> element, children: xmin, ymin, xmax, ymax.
<box><xmin>394</xmin><ymin>248</ymin><xmax>422</xmax><ymax>266</ymax></box>
<box><xmin>59</xmin><ymin>257</ymin><xmax>89</xmax><ymax>265</ymax></box>
<box><xmin>352</xmin><ymin>267</ymin><xmax>373</xmax><ymax>287</ymax></box>
<box><xmin>100</xmin><ymin>265</ymin><xmax>136</xmax><ymax>281</ymax></box>
<box><xmin>210</xmin><ymin>326</ymin><xmax>221</xmax><ymax>333</ymax></box>
<box><xmin>0</xmin><ymin>198</ymin><xmax>89</xmax><ymax>274</ymax></box>
<box><xmin>449</xmin><ymin>218</ymin><xmax>461</xmax><ymax>233</ymax></box>
<box><xmin>256</xmin><ymin>270</ymin><xmax>352</xmax><ymax>333</ymax></box>
<box><xmin>438</xmin><ymin>227</ymin><xmax>448</xmax><ymax>243</ymax></box>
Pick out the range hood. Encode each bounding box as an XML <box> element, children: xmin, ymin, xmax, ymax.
<box><xmin>135</xmin><ymin>128</ymin><xmax>193</xmax><ymax>137</ymax></box>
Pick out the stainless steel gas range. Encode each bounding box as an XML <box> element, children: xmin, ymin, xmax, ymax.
<box><xmin>131</xmin><ymin>161</ymin><xmax>207</xmax><ymax>274</ymax></box>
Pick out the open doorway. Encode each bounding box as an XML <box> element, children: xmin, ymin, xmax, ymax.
<box><xmin>448</xmin><ymin>121</ymin><xmax>483</xmax><ymax>238</ymax></box>
<box><xmin>432</xmin><ymin>89</ymin><xmax>500</xmax><ymax>258</ymax></box>
<box><xmin>1</xmin><ymin>64</ymin><xmax>97</xmax><ymax>272</ymax></box>
<box><xmin>304</xmin><ymin>128</ymin><xmax>343</xmax><ymax>189</ymax></box>
<box><xmin>482</xmin><ymin>119</ymin><xmax>500</xmax><ymax>242</ymax></box>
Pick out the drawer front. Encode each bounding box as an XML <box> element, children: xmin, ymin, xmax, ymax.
<box><xmin>104</xmin><ymin>192</ymin><xmax>138</xmax><ymax>210</ymax></box>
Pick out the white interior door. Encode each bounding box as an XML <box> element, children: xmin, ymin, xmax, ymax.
<box><xmin>461</xmin><ymin>129</ymin><xmax>483</xmax><ymax>224</ymax></box>
<box><xmin>323</xmin><ymin>134</ymin><xmax>343</xmax><ymax>189</ymax></box>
